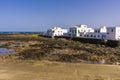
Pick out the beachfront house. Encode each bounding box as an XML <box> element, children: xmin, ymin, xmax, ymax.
<box><xmin>106</xmin><ymin>27</ymin><xmax>120</xmax><ymax>40</ymax></box>
<box><xmin>83</xmin><ymin>26</ymin><xmax>107</xmax><ymax>40</ymax></box>
<box><xmin>46</xmin><ymin>27</ymin><xmax>68</xmax><ymax>37</ymax></box>
<box><xmin>45</xmin><ymin>25</ymin><xmax>120</xmax><ymax>40</ymax></box>
<box><xmin>68</xmin><ymin>25</ymin><xmax>94</xmax><ymax>37</ymax></box>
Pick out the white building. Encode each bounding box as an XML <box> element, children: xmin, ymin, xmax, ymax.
<box><xmin>68</xmin><ymin>25</ymin><xmax>94</xmax><ymax>37</ymax></box>
<box><xmin>46</xmin><ymin>27</ymin><xmax>68</xmax><ymax>37</ymax></box>
<box><xmin>45</xmin><ymin>25</ymin><xmax>120</xmax><ymax>40</ymax></box>
<box><xmin>106</xmin><ymin>27</ymin><xmax>120</xmax><ymax>40</ymax></box>
<box><xmin>84</xmin><ymin>26</ymin><xmax>107</xmax><ymax>39</ymax></box>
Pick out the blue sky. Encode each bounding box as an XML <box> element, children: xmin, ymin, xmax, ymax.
<box><xmin>0</xmin><ymin>0</ymin><xmax>120</xmax><ymax>31</ymax></box>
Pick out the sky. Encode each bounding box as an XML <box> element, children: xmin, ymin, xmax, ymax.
<box><xmin>0</xmin><ymin>0</ymin><xmax>120</xmax><ymax>31</ymax></box>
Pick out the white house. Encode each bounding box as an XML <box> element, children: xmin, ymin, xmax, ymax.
<box><xmin>46</xmin><ymin>27</ymin><xmax>68</xmax><ymax>37</ymax></box>
<box><xmin>106</xmin><ymin>27</ymin><xmax>120</xmax><ymax>40</ymax></box>
<box><xmin>84</xmin><ymin>26</ymin><xmax>107</xmax><ymax>39</ymax></box>
<box><xmin>45</xmin><ymin>25</ymin><xmax>120</xmax><ymax>41</ymax></box>
<box><xmin>68</xmin><ymin>25</ymin><xmax>94</xmax><ymax>37</ymax></box>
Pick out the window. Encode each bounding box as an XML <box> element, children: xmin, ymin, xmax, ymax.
<box><xmin>94</xmin><ymin>35</ymin><xmax>96</xmax><ymax>38</ymax></box>
<box><xmin>98</xmin><ymin>35</ymin><xmax>100</xmax><ymax>37</ymax></box>
<box><xmin>91</xmin><ymin>35</ymin><xmax>93</xmax><ymax>37</ymax></box>
<box><xmin>98</xmin><ymin>30</ymin><xmax>100</xmax><ymax>33</ymax></box>
<box><xmin>102</xmin><ymin>35</ymin><xmax>106</xmax><ymax>38</ymax></box>
<box><xmin>75</xmin><ymin>30</ymin><xmax>76</xmax><ymax>33</ymax></box>
<box><xmin>111</xmin><ymin>29</ymin><xmax>114</xmax><ymax>32</ymax></box>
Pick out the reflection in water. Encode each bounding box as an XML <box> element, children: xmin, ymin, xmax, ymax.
<box><xmin>0</xmin><ymin>48</ymin><xmax>15</xmax><ymax>54</ymax></box>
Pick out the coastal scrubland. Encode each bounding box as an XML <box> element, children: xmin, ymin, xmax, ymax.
<box><xmin>0</xmin><ymin>34</ymin><xmax>120</xmax><ymax>80</ymax></box>
<box><xmin>0</xmin><ymin>34</ymin><xmax>120</xmax><ymax>64</ymax></box>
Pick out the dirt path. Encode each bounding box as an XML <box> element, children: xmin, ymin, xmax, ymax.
<box><xmin>0</xmin><ymin>60</ymin><xmax>120</xmax><ymax>80</ymax></box>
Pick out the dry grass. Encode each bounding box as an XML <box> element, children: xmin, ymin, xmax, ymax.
<box><xmin>0</xmin><ymin>60</ymin><xmax>120</xmax><ymax>80</ymax></box>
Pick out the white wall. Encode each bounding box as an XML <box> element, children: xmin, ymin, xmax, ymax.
<box><xmin>77</xmin><ymin>26</ymin><xmax>107</xmax><ymax>39</ymax></box>
<box><xmin>106</xmin><ymin>27</ymin><xmax>116</xmax><ymax>40</ymax></box>
<box><xmin>46</xmin><ymin>27</ymin><xmax>68</xmax><ymax>37</ymax></box>
<box><xmin>100</xmin><ymin>26</ymin><xmax>107</xmax><ymax>33</ymax></box>
<box><xmin>106</xmin><ymin>27</ymin><xmax>120</xmax><ymax>40</ymax></box>
<box><xmin>68</xmin><ymin>25</ymin><xmax>94</xmax><ymax>37</ymax></box>
<box><xmin>46</xmin><ymin>25</ymin><xmax>120</xmax><ymax>40</ymax></box>
<box><xmin>115</xmin><ymin>27</ymin><xmax>120</xmax><ymax>40</ymax></box>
